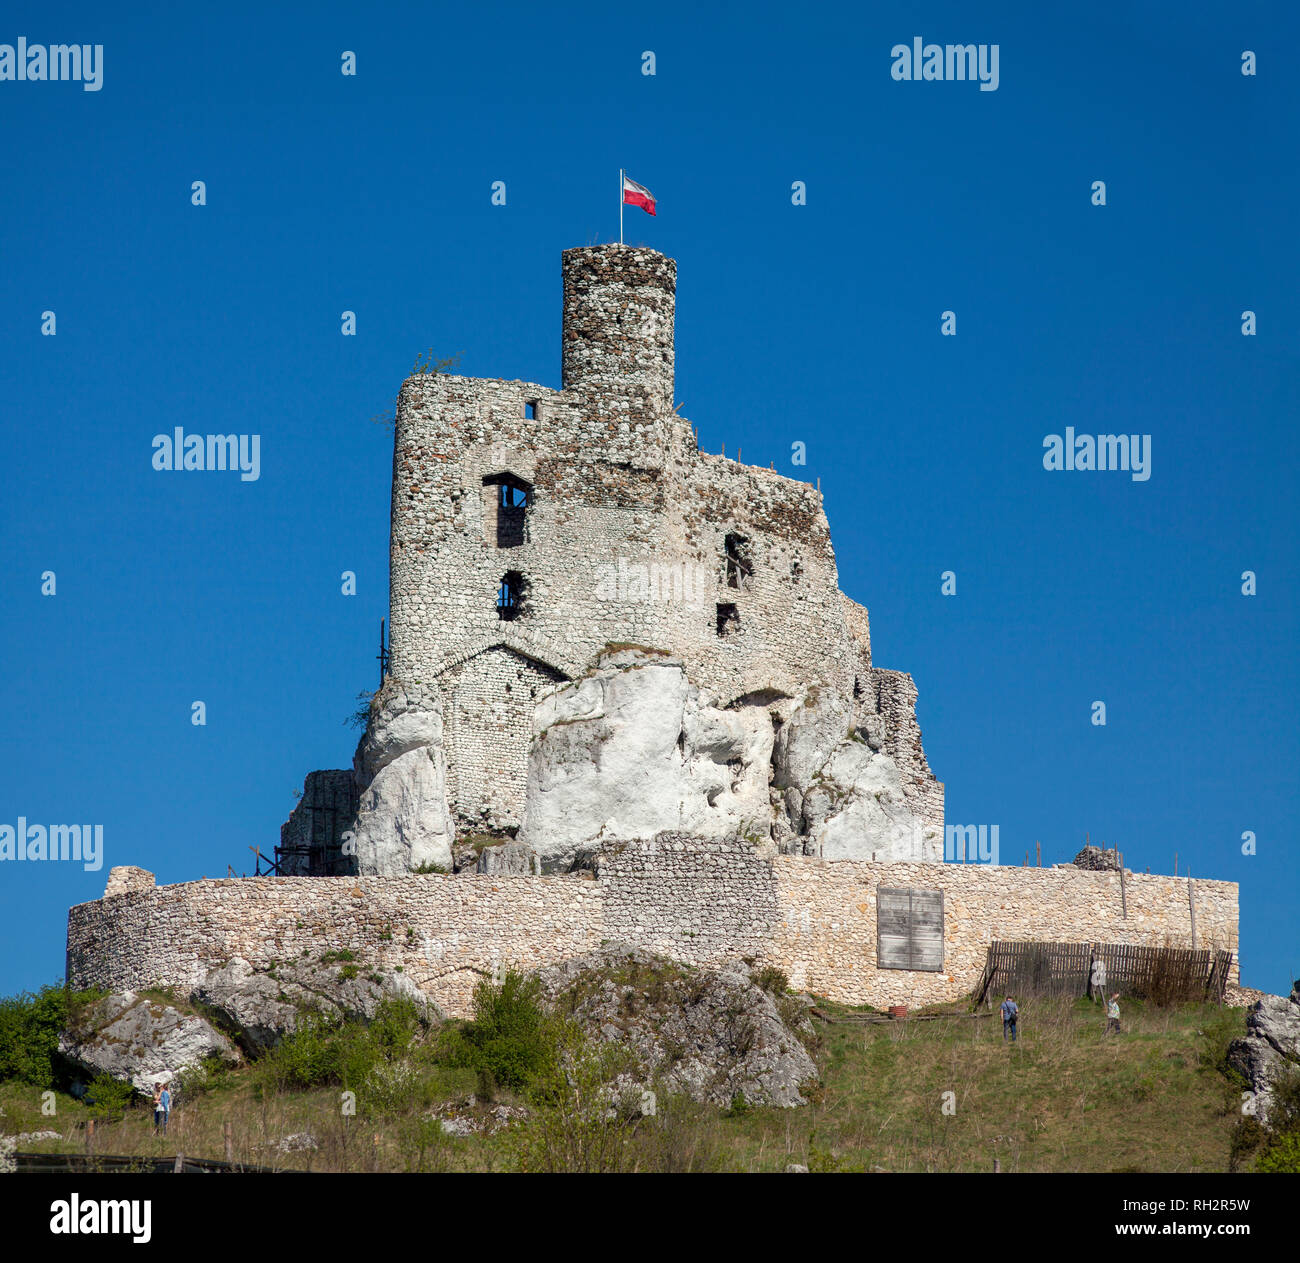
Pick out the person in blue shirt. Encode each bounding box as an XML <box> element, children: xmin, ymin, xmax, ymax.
<box><xmin>1000</xmin><ymin>995</ymin><xmax>1019</xmax><ymax>1042</ymax></box>
<box><xmin>153</xmin><ymin>1082</ymin><xmax>171</xmax><ymax>1136</ymax></box>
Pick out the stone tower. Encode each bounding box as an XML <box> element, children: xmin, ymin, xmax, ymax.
<box><xmin>284</xmin><ymin>243</ymin><xmax>944</xmax><ymax>873</ymax></box>
<box><xmin>561</xmin><ymin>245</ymin><xmax>677</xmax><ymax>421</ymax></box>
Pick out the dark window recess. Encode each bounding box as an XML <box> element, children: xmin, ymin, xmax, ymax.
<box><xmin>791</xmin><ymin>558</ymin><xmax>803</xmax><ymax>582</ymax></box>
<box><xmin>853</xmin><ymin>677</ymin><xmax>863</xmax><ymax>699</ymax></box>
<box><xmin>716</xmin><ymin>603</ymin><xmax>740</xmax><ymax>637</ymax></box>
<box><xmin>498</xmin><ymin>571</ymin><xmax>528</xmax><ymax>621</ymax></box>
<box><xmin>483</xmin><ymin>473</ymin><xmax>532</xmax><ymax>548</ymax></box>
<box><xmin>524</xmin><ymin>400</ymin><xmax>537</xmax><ymax>420</ymax></box>
<box><xmin>724</xmin><ymin>533</ymin><xmax>752</xmax><ymax>589</ymax></box>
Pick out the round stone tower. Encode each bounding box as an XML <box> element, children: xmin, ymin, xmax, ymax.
<box><xmin>561</xmin><ymin>245</ymin><xmax>676</xmax><ymax>418</ymax></box>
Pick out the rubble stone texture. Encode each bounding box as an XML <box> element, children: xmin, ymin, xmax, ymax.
<box><xmin>1071</xmin><ymin>845</ymin><xmax>1123</xmax><ymax>872</ymax></box>
<box><xmin>68</xmin><ymin>849</ymin><xmax>1238</xmax><ymax>1020</ymax></box>
<box><xmin>378</xmin><ymin>244</ymin><xmax>943</xmax><ymax>844</ymax></box>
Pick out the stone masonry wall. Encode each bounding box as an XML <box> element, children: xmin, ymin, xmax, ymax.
<box><xmin>68</xmin><ymin>843</ymin><xmax>1238</xmax><ymax>1019</ymax></box>
<box><xmin>67</xmin><ymin>871</ymin><xmax>602</xmax><ymax>1020</ymax></box>
<box><xmin>768</xmin><ymin>858</ymin><xmax>1238</xmax><ymax>1008</ymax></box>
<box><xmin>385</xmin><ymin>244</ymin><xmax>939</xmax><ymax>830</ymax></box>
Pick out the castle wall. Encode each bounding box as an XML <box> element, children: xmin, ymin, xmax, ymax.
<box><xmin>389</xmin><ymin>374</ymin><xmax>855</xmax><ymax>709</ymax></box>
<box><xmin>68</xmin><ymin>848</ymin><xmax>1238</xmax><ymax>1019</ymax></box>
<box><xmin>768</xmin><ymin>858</ymin><xmax>1238</xmax><ymax>1008</ymax></box>
<box><xmin>871</xmin><ymin>669</ymin><xmax>945</xmax><ymax>832</ymax></box>
<box><xmin>278</xmin><ymin>770</ymin><xmax>359</xmax><ymax>876</ymax></box>
<box><xmin>440</xmin><ymin>647</ymin><xmax>565</xmax><ymax>831</ymax></box>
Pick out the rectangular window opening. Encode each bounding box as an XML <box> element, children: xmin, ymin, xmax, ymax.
<box><xmin>724</xmin><ymin>532</ymin><xmax>752</xmax><ymax>590</ymax></box>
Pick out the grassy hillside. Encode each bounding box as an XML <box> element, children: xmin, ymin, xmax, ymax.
<box><xmin>0</xmin><ymin>986</ymin><xmax>1267</xmax><ymax>1173</ymax></box>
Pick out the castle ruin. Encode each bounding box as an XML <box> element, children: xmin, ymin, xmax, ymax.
<box><xmin>65</xmin><ymin>244</ymin><xmax>1241</xmax><ymax>1015</ymax></box>
<box><xmin>282</xmin><ymin>243</ymin><xmax>944</xmax><ymax>874</ymax></box>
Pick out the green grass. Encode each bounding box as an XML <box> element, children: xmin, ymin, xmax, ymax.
<box><xmin>0</xmin><ymin>992</ymin><xmax>1256</xmax><ymax>1172</ymax></box>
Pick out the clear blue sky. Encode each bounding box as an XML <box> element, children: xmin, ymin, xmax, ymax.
<box><xmin>1</xmin><ymin>2</ymin><xmax>1295</xmax><ymax>997</ymax></box>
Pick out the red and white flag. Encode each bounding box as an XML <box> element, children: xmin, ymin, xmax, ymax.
<box><xmin>622</xmin><ymin>174</ymin><xmax>656</xmax><ymax>216</ymax></box>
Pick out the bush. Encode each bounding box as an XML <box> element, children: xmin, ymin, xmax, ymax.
<box><xmin>1256</xmin><ymin>1131</ymin><xmax>1300</xmax><ymax>1173</ymax></box>
<box><xmin>509</xmin><ymin>1020</ymin><xmax>636</xmax><ymax>1172</ymax></box>
<box><xmin>455</xmin><ymin>971</ymin><xmax>556</xmax><ymax>1092</ymax></box>
<box><xmin>84</xmin><ymin>1074</ymin><xmax>135</xmax><ymax>1123</ymax></box>
<box><xmin>0</xmin><ymin>983</ymin><xmax>101</xmax><ymax>1088</ymax></box>
<box><xmin>258</xmin><ymin>997</ymin><xmax>425</xmax><ymax>1099</ymax></box>
<box><xmin>750</xmin><ymin>966</ymin><xmax>789</xmax><ymax>996</ymax></box>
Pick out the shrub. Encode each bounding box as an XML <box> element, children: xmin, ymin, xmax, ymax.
<box><xmin>455</xmin><ymin>971</ymin><xmax>556</xmax><ymax>1092</ymax></box>
<box><xmin>1256</xmin><ymin>1131</ymin><xmax>1300</xmax><ymax>1173</ymax></box>
<box><xmin>258</xmin><ymin>997</ymin><xmax>424</xmax><ymax>1099</ymax></box>
<box><xmin>509</xmin><ymin>1021</ymin><xmax>636</xmax><ymax>1172</ymax></box>
<box><xmin>0</xmin><ymin>983</ymin><xmax>101</xmax><ymax>1089</ymax></box>
<box><xmin>84</xmin><ymin>1074</ymin><xmax>135</xmax><ymax>1123</ymax></box>
<box><xmin>1228</xmin><ymin>1117</ymin><xmax>1265</xmax><ymax>1171</ymax></box>
<box><xmin>750</xmin><ymin>966</ymin><xmax>789</xmax><ymax>996</ymax></box>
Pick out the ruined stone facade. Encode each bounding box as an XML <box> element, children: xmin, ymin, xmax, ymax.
<box><xmin>67</xmin><ymin>848</ymin><xmax>1239</xmax><ymax>1020</ymax></box>
<box><xmin>380</xmin><ymin>243</ymin><xmax>943</xmax><ymax>837</ymax></box>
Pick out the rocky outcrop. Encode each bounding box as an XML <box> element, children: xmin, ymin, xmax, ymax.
<box><xmin>1072</xmin><ymin>845</ymin><xmax>1122</xmax><ymax>872</ymax></box>
<box><xmin>59</xmin><ymin>992</ymin><xmax>240</xmax><ymax>1094</ymax></box>
<box><xmin>536</xmin><ymin>945</ymin><xmax>817</xmax><ymax>1108</ymax></box>
<box><xmin>350</xmin><ymin>681</ymin><xmax>455</xmax><ymax>875</ymax></box>
<box><xmin>773</xmin><ymin>686</ymin><xmax>940</xmax><ymax>861</ymax></box>
<box><xmin>517</xmin><ymin>653</ymin><xmax>938</xmax><ymax>869</ymax></box>
<box><xmin>476</xmin><ymin>840</ymin><xmax>537</xmax><ymax>876</ymax></box>
<box><xmin>518</xmin><ymin>650</ymin><xmax>775</xmax><ymax>870</ymax></box>
<box><xmin>191</xmin><ymin>955</ymin><xmax>440</xmax><ymax>1055</ymax></box>
<box><xmin>1227</xmin><ymin>982</ymin><xmax>1300</xmax><ymax>1127</ymax></box>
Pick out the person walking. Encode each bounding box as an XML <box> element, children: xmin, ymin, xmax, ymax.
<box><xmin>1106</xmin><ymin>993</ymin><xmax>1121</xmax><ymax>1035</ymax></box>
<box><xmin>153</xmin><ymin>1081</ymin><xmax>171</xmax><ymax>1136</ymax></box>
<box><xmin>1000</xmin><ymin>994</ymin><xmax>1019</xmax><ymax>1042</ymax></box>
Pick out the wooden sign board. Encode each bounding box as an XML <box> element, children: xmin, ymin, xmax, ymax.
<box><xmin>877</xmin><ymin>886</ymin><xmax>944</xmax><ymax>971</ymax></box>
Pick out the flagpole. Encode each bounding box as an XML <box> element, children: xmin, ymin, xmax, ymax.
<box><xmin>619</xmin><ymin>168</ymin><xmax>624</xmax><ymax>245</ymax></box>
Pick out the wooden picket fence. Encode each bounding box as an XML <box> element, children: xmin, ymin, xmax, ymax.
<box><xmin>975</xmin><ymin>940</ymin><xmax>1233</xmax><ymax>1006</ymax></box>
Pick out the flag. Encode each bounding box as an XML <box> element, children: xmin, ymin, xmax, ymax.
<box><xmin>622</xmin><ymin>174</ymin><xmax>656</xmax><ymax>216</ymax></box>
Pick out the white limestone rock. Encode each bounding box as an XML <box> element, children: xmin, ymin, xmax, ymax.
<box><xmin>772</xmin><ymin>685</ymin><xmax>852</xmax><ymax>792</ymax></box>
<box><xmin>1227</xmin><ymin>982</ymin><xmax>1300</xmax><ymax>1127</ymax></box>
<box><xmin>518</xmin><ymin>651</ymin><xmax>773</xmax><ymax>869</ymax></box>
<box><xmin>192</xmin><ymin>955</ymin><xmax>440</xmax><ymax>1054</ymax></box>
<box><xmin>58</xmin><ymin>992</ymin><xmax>241</xmax><ymax>1095</ymax></box>
<box><xmin>778</xmin><ymin>689</ymin><xmax>940</xmax><ymax>862</ymax></box>
<box><xmin>520</xmin><ymin>655</ymin><xmax>936</xmax><ymax>866</ymax></box>
<box><xmin>802</xmin><ymin>738</ymin><xmax>940</xmax><ymax>861</ymax></box>
<box><xmin>351</xmin><ymin>681</ymin><xmax>454</xmax><ymax>875</ymax></box>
